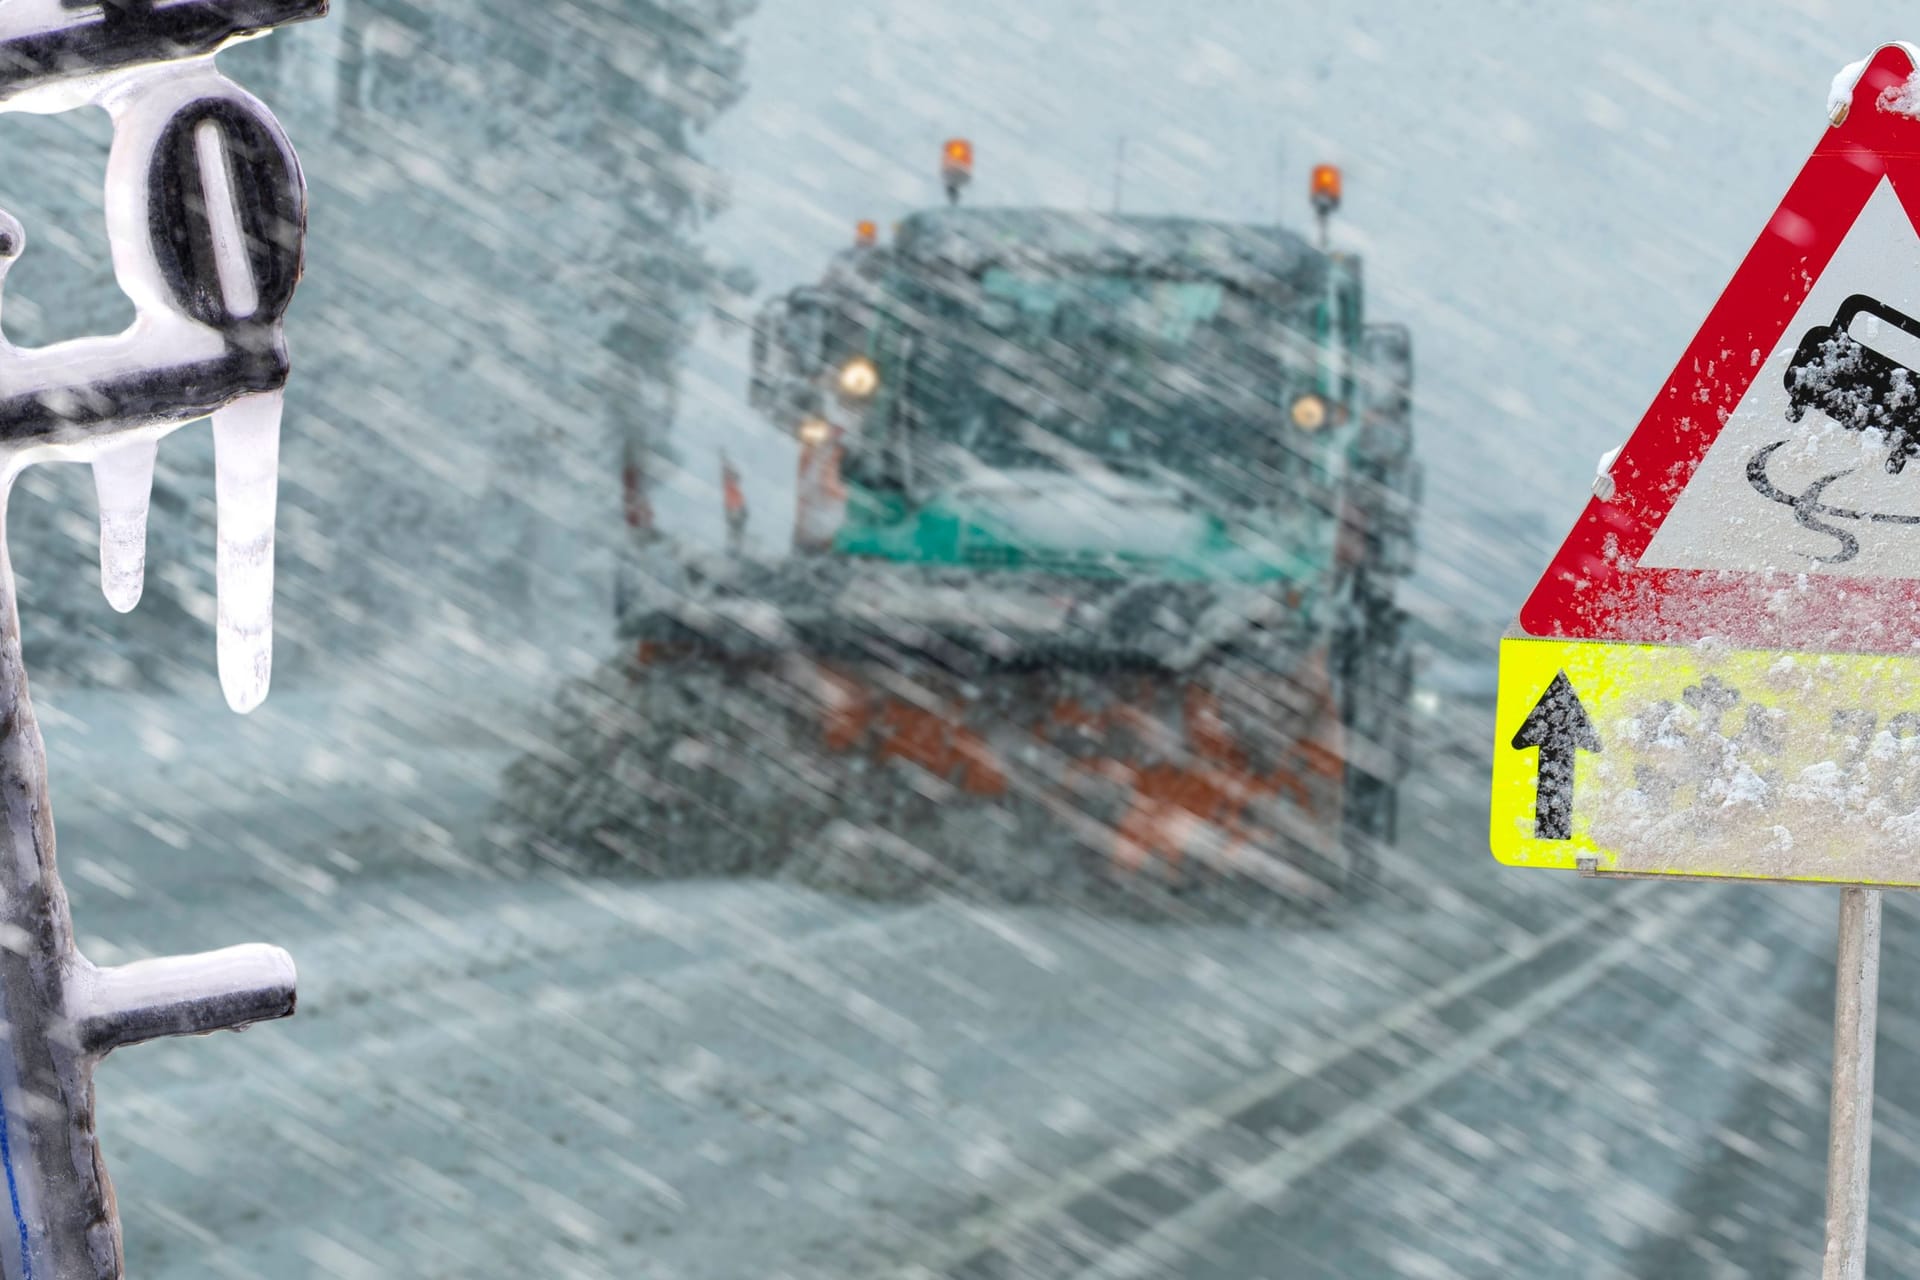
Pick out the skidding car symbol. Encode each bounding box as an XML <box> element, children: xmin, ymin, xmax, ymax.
<box><xmin>1785</xmin><ymin>293</ymin><xmax>1920</xmax><ymax>473</ymax></box>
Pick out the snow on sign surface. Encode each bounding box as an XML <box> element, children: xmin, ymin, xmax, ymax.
<box><xmin>1523</xmin><ymin>43</ymin><xmax>1920</xmax><ymax>655</ymax></box>
<box><xmin>1639</xmin><ymin>180</ymin><xmax>1920</xmax><ymax>579</ymax></box>
<box><xmin>1494</xmin><ymin>44</ymin><xmax>1920</xmax><ymax>889</ymax></box>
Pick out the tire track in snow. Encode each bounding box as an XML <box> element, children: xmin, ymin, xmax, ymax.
<box><xmin>898</xmin><ymin>878</ymin><xmax>1715</xmax><ymax>1279</ymax></box>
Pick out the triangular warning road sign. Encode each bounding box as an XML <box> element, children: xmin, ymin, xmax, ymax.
<box><xmin>1521</xmin><ymin>42</ymin><xmax>1920</xmax><ymax>655</ymax></box>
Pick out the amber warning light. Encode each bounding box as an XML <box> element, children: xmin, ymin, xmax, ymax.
<box><xmin>855</xmin><ymin>219</ymin><xmax>878</xmax><ymax>248</ymax></box>
<box><xmin>943</xmin><ymin>138</ymin><xmax>974</xmax><ymax>204</ymax></box>
<box><xmin>1310</xmin><ymin>164</ymin><xmax>1343</xmax><ymax>215</ymax></box>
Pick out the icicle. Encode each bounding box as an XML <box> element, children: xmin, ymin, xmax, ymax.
<box><xmin>91</xmin><ymin>439</ymin><xmax>156</xmax><ymax>613</ymax></box>
<box><xmin>212</xmin><ymin>389</ymin><xmax>281</xmax><ymax>713</ymax></box>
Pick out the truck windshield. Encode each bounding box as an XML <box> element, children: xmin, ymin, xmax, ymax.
<box><xmin>898</xmin><ymin>266</ymin><xmax>1335</xmax><ymax>501</ymax></box>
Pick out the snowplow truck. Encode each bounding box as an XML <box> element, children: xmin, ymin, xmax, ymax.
<box><xmin>599</xmin><ymin>181</ymin><xmax>1419</xmax><ymax>908</ymax></box>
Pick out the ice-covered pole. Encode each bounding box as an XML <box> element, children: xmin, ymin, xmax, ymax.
<box><xmin>0</xmin><ymin>2</ymin><xmax>326</xmax><ymax>1275</ymax></box>
<box><xmin>0</xmin><ymin>516</ymin><xmax>296</xmax><ymax>1277</ymax></box>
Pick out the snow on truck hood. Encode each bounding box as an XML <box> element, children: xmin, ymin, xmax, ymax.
<box><xmin>942</xmin><ymin>468</ymin><xmax>1214</xmax><ymax>559</ymax></box>
<box><xmin>893</xmin><ymin>208</ymin><xmax>1324</xmax><ymax>296</ymax></box>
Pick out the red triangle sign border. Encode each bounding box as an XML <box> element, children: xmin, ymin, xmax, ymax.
<box><xmin>1519</xmin><ymin>42</ymin><xmax>1920</xmax><ymax>655</ymax></box>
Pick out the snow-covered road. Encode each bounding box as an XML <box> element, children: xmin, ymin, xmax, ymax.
<box><xmin>6</xmin><ymin>680</ymin><xmax>1881</xmax><ymax>1277</ymax></box>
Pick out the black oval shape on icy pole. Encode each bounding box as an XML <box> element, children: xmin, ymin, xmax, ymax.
<box><xmin>0</xmin><ymin>0</ymin><xmax>328</xmax><ymax>106</ymax></box>
<box><xmin>147</xmin><ymin>95</ymin><xmax>307</xmax><ymax>331</ymax></box>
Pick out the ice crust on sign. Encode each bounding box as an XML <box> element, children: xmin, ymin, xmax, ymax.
<box><xmin>1879</xmin><ymin>70</ymin><xmax>1920</xmax><ymax>119</ymax></box>
<box><xmin>1830</xmin><ymin>44</ymin><xmax>1920</xmax><ymax>120</ymax></box>
<box><xmin>1588</xmin><ymin>650</ymin><xmax>1920</xmax><ymax>881</ymax></box>
<box><xmin>1639</xmin><ymin>180</ymin><xmax>1920</xmax><ymax>577</ymax></box>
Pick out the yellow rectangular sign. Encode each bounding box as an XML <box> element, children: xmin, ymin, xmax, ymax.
<box><xmin>1493</xmin><ymin>636</ymin><xmax>1920</xmax><ymax>886</ymax></box>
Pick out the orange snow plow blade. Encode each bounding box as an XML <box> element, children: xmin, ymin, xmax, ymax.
<box><xmin>623</xmin><ymin>641</ymin><xmax>1352</xmax><ymax>902</ymax></box>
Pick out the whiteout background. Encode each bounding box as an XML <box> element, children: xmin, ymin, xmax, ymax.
<box><xmin>0</xmin><ymin>4</ymin><xmax>1906</xmax><ymax>1277</ymax></box>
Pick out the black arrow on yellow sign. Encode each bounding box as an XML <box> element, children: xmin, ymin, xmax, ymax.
<box><xmin>1511</xmin><ymin>671</ymin><xmax>1601</xmax><ymax>840</ymax></box>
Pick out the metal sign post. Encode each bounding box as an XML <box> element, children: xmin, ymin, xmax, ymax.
<box><xmin>1823</xmin><ymin>887</ymin><xmax>1882</xmax><ymax>1280</ymax></box>
<box><xmin>0</xmin><ymin>2</ymin><xmax>328</xmax><ymax>1275</ymax></box>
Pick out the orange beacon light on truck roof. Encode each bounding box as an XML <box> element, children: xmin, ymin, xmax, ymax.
<box><xmin>1310</xmin><ymin>164</ymin><xmax>1343</xmax><ymax>215</ymax></box>
<box><xmin>942</xmin><ymin>138</ymin><xmax>974</xmax><ymax>204</ymax></box>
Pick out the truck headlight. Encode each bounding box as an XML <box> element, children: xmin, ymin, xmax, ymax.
<box><xmin>838</xmin><ymin>355</ymin><xmax>879</xmax><ymax>400</ymax></box>
<box><xmin>797</xmin><ymin>416</ymin><xmax>832</xmax><ymax>446</ymax></box>
<box><xmin>1290</xmin><ymin>393</ymin><xmax>1329</xmax><ymax>432</ymax></box>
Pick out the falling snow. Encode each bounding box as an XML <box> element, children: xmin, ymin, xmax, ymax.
<box><xmin>0</xmin><ymin>4</ymin><xmax>1913</xmax><ymax>1279</ymax></box>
